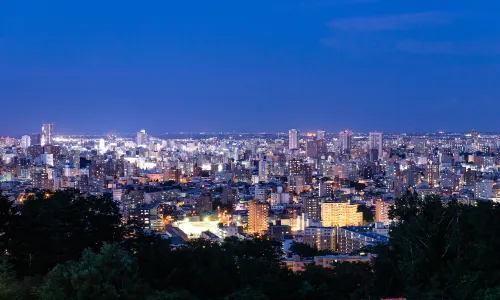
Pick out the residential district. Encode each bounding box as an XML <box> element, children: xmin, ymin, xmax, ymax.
<box><xmin>0</xmin><ymin>125</ymin><xmax>497</xmax><ymax>271</ymax></box>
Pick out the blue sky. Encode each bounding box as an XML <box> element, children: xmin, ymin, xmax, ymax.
<box><xmin>1</xmin><ymin>0</ymin><xmax>499</xmax><ymax>135</ymax></box>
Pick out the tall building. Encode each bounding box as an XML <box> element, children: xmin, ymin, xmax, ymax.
<box><xmin>375</xmin><ymin>199</ymin><xmax>394</xmax><ymax>226</ymax></box>
<box><xmin>41</xmin><ymin>124</ymin><xmax>54</xmax><ymax>146</ymax></box>
<box><xmin>339</xmin><ymin>130</ymin><xmax>353</xmax><ymax>152</ymax></box>
<box><xmin>289</xmin><ymin>158</ymin><xmax>303</xmax><ymax>176</ymax></box>
<box><xmin>304</xmin><ymin>197</ymin><xmax>322</xmax><ymax>221</ymax></box>
<box><xmin>258</xmin><ymin>157</ymin><xmax>268</xmax><ymax>182</ymax></box>
<box><xmin>289</xmin><ymin>129</ymin><xmax>299</xmax><ymax>150</ymax></box>
<box><xmin>306</xmin><ymin>140</ymin><xmax>318</xmax><ymax>158</ymax></box>
<box><xmin>21</xmin><ymin>135</ymin><xmax>31</xmax><ymax>152</ymax></box>
<box><xmin>321</xmin><ymin>201</ymin><xmax>363</xmax><ymax>227</ymax></box>
<box><xmin>248</xmin><ymin>200</ymin><xmax>269</xmax><ymax>233</ymax></box>
<box><xmin>368</xmin><ymin>132</ymin><xmax>383</xmax><ymax>159</ymax></box>
<box><xmin>137</xmin><ymin>129</ymin><xmax>148</xmax><ymax>146</ymax></box>
<box><xmin>317</xmin><ymin>130</ymin><xmax>326</xmax><ymax>140</ymax></box>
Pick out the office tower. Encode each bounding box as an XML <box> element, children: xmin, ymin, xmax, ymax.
<box><xmin>303</xmin><ymin>226</ymin><xmax>336</xmax><ymax>251</ymax></box>
<box><xmin>21</xmin><ymin>135</ymin><xmax>31</xmax><ymax>152</ymax></box>
<box><xmin>339</xmin><ymin>130</ymin><xmax>353</xmax><ymax>152</ymax></box>
<box><xmin>137</xmin><ymin>129</ymin><xmax>148</xmax><ymax>146</ymax></box>
<box><xmin>375</xmin><ymin>199</ymin><xmax>394</xmax><ymax>226</ymax></box>
<box><xmin>321</xmin><ymin>201</ymin><xmax>363</xmax><ymax>227</ymax></box>
<box><xmin>317</xmin><ymin>130</ymin><xmax>326</xmax><ymax>140</ymax></box>
<box><xmin>369</xmin><ymin>132</ymin><xmax>383</xmax><ymax>159</ymax></box>
<box><xmin>248</xmin><ymin>200</ymin><xmax>269</xmax><ymax>233</ymax></box>
<box><xmin>289</xmin><ymin>129</ymin><xmax>299</xmax><ymax>150</ymax></box>
<box><xmin>41</xmin><ymin>124</ymin><xmax>54</xmax><ymax>146</ymax></box>
<box><xmin>304</xmin><ymin>197</ymin><xmax>322</xmax><ymax>221</ymax></box>
<box><xmin>258</xmin><ymin>156</ymin><xmax>268</xmax><ymax>182</ymax></box>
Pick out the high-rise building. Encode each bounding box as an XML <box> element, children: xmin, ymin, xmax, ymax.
<box><xmin>375</xmin><ymin>199</ymin><xmax>394</xmax><ymax>226</ymax></box>
<box><xmin>304</xmin><ymin>197</ymin><xmax>322</xmax><ymax>221</ymax></box>
<box><xmin>21</xmin><ymin>135</ymin><xmax>31</xmax><ymax>152</ymax></box>
<box><xmin>248</xmin><ymin>200</ymin><xmax>269</xmax><ymax>233</ymax></box>
<box><xmin>317</xmin><ymin>130</ymin><xmax>326</xmax><ymax>140</ymax></box>
<box><xmin>137</xmin><ymin>129</ymin><xmax>148</xmax><ymax>146</ymax></box>
<box><xmin>368</xmin><ymin>132</ymin><xmax>383</xmax><ymax>159</ymax></box>
<box><xmin>258</xmin><ymin>156</ymin><xmax>268</xmax><ymax>182</ymax></box>
<box><xmin>339</xmin><ymin>130</ymin><xmax>353</xmax><ymax>152</ymax></box>
<box><xmin>321</xmin><ymin>201</ymin><xmax>363</xmax><ymax>227</ymax></box>
<box><xmin>41</xmin><ymin>124</ymin><xmax>54</xmax><ymax>146</ymax></box>
<box><xmin>289</xmin><ymin>129</ymin><xmax>299</xmax><ymax>150</ymax></box>
<box><xmin>306</xmin><ymin>140</ymin><xmax>318</xmax><ymax>158</ymax></box>
<box><xmin>289</xmin><ymin>158</ymin><xmax>303</xmax><ymax>176</ymax></box>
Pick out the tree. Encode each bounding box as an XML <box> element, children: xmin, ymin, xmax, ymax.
<box><xmin>357</xmin><ymin>205</ymin><xmax>374</xmax><ymax>224</ymax></box>
<box><xmin>10</xmin><ymin>190</ymin><xmax>123</xmax><ymax>276</ymax></box>
<box><xmin>38</xmin><ymin>243</ymin><xmax>151</xmax><ymax>300</ymax></box>
<box><xmin>298</xmin><ymin>262</ymin><xmax>373</xmax><ymax>300</ymax></box>
<box><xmin>0</xmin><ymin>192</ymin><xmax>19</xmax><ymax>253</ymax></box>
<box><xmin>122</xmin><ymin>231</ymin><xmax>173</xmax><ymax>291</ymax></box>
<box><xmin>289</xmin><ymin>242</ymin><xmax>319</xmax><ymax>257</ymax></box>
<box><xmin>372</xmin><ymin>191</ymin><xmax>500</xmax><ymax>299</ymax></box>
<box><xmin>224</xmin><ymin>286</ymin><xmax>269</xmax><ymax>300</ymax></box>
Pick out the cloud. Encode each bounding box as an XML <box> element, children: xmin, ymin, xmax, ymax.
<box><xmin>396</xmin><ymin>40</ymin><xmax>456</xmax><ymax>54</ymax></box>
<box><xmin>329</xmin><ymin>12</ymin><xmax>453</xmax><ymax>31</ymax></box>
<box><xmin>396</xmin><ymin>40</ymin><xmax>500</xmax><ymax>55</ymax></box>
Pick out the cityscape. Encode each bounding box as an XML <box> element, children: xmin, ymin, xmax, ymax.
<box><xmin>1</xmin><ymin>126</ymin><xmax>498</xmax><ymax>246</ymax></box>
<box><xmin>1</xmin><ymin>124</ymin><xmax>500</xmax><ymax>298</ymax></box>
<box><xmin>2</xmin><ymin>0</ymin><xmax>500</xmax><ymax>298</ymax></box>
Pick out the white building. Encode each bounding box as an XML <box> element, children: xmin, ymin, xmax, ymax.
<box><xmin>289</xmin><ymin>129</ymin><xmax>299</xmax><ymax>150</ymax></box>
<box><xmin>368</xmin><ymin>132</ymin><xmax>383</xmax><ymax>159</ymax></box>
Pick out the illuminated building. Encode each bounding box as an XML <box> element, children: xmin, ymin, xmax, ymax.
<box><xmin>375</xmin><ymin>199</ymin><xmax>394</xmax><ymax>226</ymax></box>
<box><xmin>289</xmin><ymin>158</ymin><xmax>303</xmax><ymax>176</ymax></box>
<box><xmin>136</xmin><ymin>129</ymin><xmax>148</xmax><ymax>146</ymax></box>
<box><xmin>321</xmin><ymin>201</ymin><xmax>363</xmax><ymax>227</ymax></box>
<box><xmin>21</xmin><ymin>135</ymin><xmax>31</xmax><ymax>153</ymax></box>
<box><xmin>317</xmin><ymin>130</ymin><xmax>326</xmax><ymax>140</ymax></box>
<box><xmin>33</xmin><ymin>171</ymin><xmax>52</xmax><ymax>190</ymax></box>
<box><xmin>368</xmin><ymin>132</ymin><xmax>383</xmax><ymax>160</ymax></box>
<box><xmin>41</xmin><ymin>124</ymin><xmax>54</xmax><ymax>146</ymax></box>
<box><xmin>247</xmin><ymin>200</ymin><xmax>269</xmax><ymax>233</ymax></box>
<box><xmin>339</xmin><ymin>130</ymin><xmax>352</xmax><ymax>152</ymax></box>
<box><xmin>303</xmin><ymin>226</ymin><xmax>336</xmax><ymax>251</ymax></box>
<box><xmin>337</xmin><ymin>226</ymin><xmax>388</xmax><ymax>253</ymax></box>
<box><xmin>304</xmin><ymin>197</ymin><xmax>322</xmax><ymax>221</ymax></box>
<box><xmin>475</xmin><ymin>180</ymin><xmax>493</xmax><ymax>200</ymax></box>
<box><xmin>289</xmin><ymin>129</ymin><xmax>299</xmax><ymax>150</ymax></box>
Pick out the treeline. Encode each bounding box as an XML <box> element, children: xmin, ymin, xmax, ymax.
<box><xmin>1</xmin><ymin>190</ymin><xmax>500</xmax><ymax>299</ymax></box>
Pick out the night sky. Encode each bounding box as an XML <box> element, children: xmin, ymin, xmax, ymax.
<box><xmin>1</xmin><ymin>0</ymin><xmax>499</xmax><ymax>136</ymax></box>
